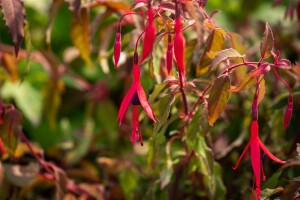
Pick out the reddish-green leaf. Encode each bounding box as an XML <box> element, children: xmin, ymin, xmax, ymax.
<box><xmin>260</xmin><ymin>23</ymin><xmax>274</xmax><ymax>59</ymax></box>
<box><xmin>258</xmin><ymin>79</ymin><xmax>266</xmax><ymax>104</ymax></box>
<box><xmin>0</xmin><ymin>108</ymin><xmax>22</xmax><ymax>156</ymax></box>
<box><xmin>280</xmin><ymin>179</ymin><xmax>300</xmax><ymax>200</ymax></box>
<box><xmin>248</xmin><ymin>64</ymin><xmax>270</xmax><ymax>78</ymax></box>
<box><xmin>229</xmin><ymin>75</ymin><xmax>261</xmax><ymax>92</ymax></box>
<box><xmin>275</xmin><ymin>59</ymin><xmax>291</xmax><ymax>70</ymax></box>
<box><xmin>70</xmin><ymin>8</ymin><xmax>92</xmax><ymax>67</ymax></box>
<box><xmin>208</xmin><ymin>75</ymin><xmax>230</xmax><ymax>126</ymax></box>
<box><xmin>209</xmin><ymin>48</ymin><xmax>243</xmax><ymax>73</ymax></box>
<box><xmin>229</xmin><ymin>33</ymin><xmax>247</xmax><ymax>54</ymax></box>
<box><xmin>196</xmin><ymin>30</ymin><xmax>224</xmax><ymax>76</ymax></box>
<box><xmin>0</xmin><ymin>0</ymin><xmax>26</xmax><ymax>56</ymax></box>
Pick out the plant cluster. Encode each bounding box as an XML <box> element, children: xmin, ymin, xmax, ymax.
<box><xmin>0</xmin><ymin>0</ymin><xmax>299</xmax><ymax>199</ymax></box>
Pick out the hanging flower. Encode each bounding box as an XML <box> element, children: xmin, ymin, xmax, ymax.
<box><xmin>140</xmin><ymin>7</ymin><xmax>156</xmax><ymax>62</ymax></box>
<box><xmin>173</xmin><ymin>7</ymin><xmax>185</xmax><ymax>75</ymax></box>
<box><xmin>233</xmin><ymin>120</ymin><xmax>285</xmax><ymax>200</ymax></box>
<box><xmin>117</xmin><ymin>58</ymin><xmax>156</xmax><ymax>145</ymax></box>
<box><xmin>113</xmin><ymin>25</ymin><xmax>122</xmax><ymax>67</ymax></box>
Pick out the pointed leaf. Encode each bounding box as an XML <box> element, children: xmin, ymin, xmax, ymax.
<box><xmin>275</xmin><ymin>59</ymin><xmax>291</xmax><ymax>70</ymax></box>
<box><xmin>261</xmin><ymin>187</ymin><xmax>283</xmax><ymax>200</ymax></box>
<box><xmin>209</xmin><ymin>48</ymin><xmax>243</xmax><ymax>73</ymax></box>
<box><xmin>0</xmin><ymin>0</ymin><xmax>25</xmax><ymax>56</ymax></box>
<box><xmin>258</xmin><ymin>78</ymin><xmax>266</xmax><ymax>104</ymax></box>
<box><xmin>248</xmin><ymin>64</ymin><xmax>270</xmax><ymax>78</ymax></box>
<box><xmin>260</xmin><ymin>23</ymin><xmax>274</xmax><ymax>59</ymax></box>
<box><xmin>280</xmin><ymin>179</ymin><xmax>300</xmax><ymax>200</ymax></box>
<box><xmin>70</xmin><ymin>8</ymin><xmax>92</xmax><ymax>66</ymax></box>
<box><xmin>229</xmin><ymin>75</ymin><xmax>262</xmax><ymax>93</ymax></box>
<box><xmin>0</xmin><ymin>108</ymin><xmax>22</xmax><ymax>156</ymax></box>
<box><xmin>22</xmin><ymin>21</ymin><xmax>32</xmax><ymax>80</ymax></box>
<box><xmin>229</xmin><ymin>33</ymin><xmax>247</xmax><ymax>54</ymax></box>
<box><xmin>208</xmin><ymin>75</ymin><xmax>230</xmax><ymax>126</ymax></box>
<box><xmin>196</xmin><ymin>30</ymin><xmax>224</xmax><ymax>76</ymax></box>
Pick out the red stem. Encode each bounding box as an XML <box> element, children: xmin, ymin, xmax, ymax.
<box><xmin>178</xmin><ymin>69</ymin><xmax>189</xmax><ymax>115</ymax></box>
<box><xmin>272</xmin><ymin>66</ymin><xmax>292</xmax><ymax>95</ymax></box>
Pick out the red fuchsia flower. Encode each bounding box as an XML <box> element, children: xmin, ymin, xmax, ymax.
<box><xmin>113</xmin><ymin>25</ymin><xmax>121</xmax><ymax>67</ymax></box>
<box><xmin>166</xmin><ymin>34</ymin><xmax>174</xmax><ymax>74</ymax></box>
<box><xmin>140</xmin><ymin>6</ymin><xmax>156</xmax><ymax>63</ymax></box>
<box><xmin>233</xmin><ymin>120</ymin><xmax>285</xmax><ymax>200</ymax></box>
<box><xmin>173</xmin><ymin>8</ymin><xmax>186</xmax><ymax>76</ymax></box>
<box><xmin>117</xmin><ymin>54</ymin><xmax>156</xmax><ymax>145</ymax></box>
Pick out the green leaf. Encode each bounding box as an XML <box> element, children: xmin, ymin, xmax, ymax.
<box><xmin>194</xmin><ymin>135</ymin><xmax>216</xmax><ymax>198</ymax></box>
<box><xmin>119</xmin><ymin>168</ymin><xmax>138</xmax><ymax>200</ymax></box>
<box><xmin>261</xmin><ymin>187</ymin><xmax>283</xmax><ymax>200</ymax></box>
<box><xmin>1</xmin><ymin>81</ymin><xmax>42</xmax><ymax>125</ymax></box>
<box><xmin>209</xmin><ymin>48</ymin><xmax>243</xmax><ymax>73</ymax></box>
<box><xmin>260</xmin><ymin>22</ymin><xmax>274</xmax><ymax>59</ymax></box>
<box><xmin>43</xmin><ymin>79</ymin><xmax>64</xmax><ymax>129</ymax></box>
<box><xmin>208</xmin><ymin>75</ymin><xmax>230</xmax><ymax>126</ymax></box>
<box><xmin>22</xmin><ymin>21</ymin><xmax>32</xmax><ymax>80</ymax></box>
<box><xmin>153</xmin><ymin>95</ymin><xmax>175</xmax><ymax>134</ymax></box>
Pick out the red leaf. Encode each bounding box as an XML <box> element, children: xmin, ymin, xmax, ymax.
<box><xmin>260</xmin><ymin>23</ymin><xmax>274</xmax><ymax>59</ymax></box>
<box><xmin>248</xmin><ymin>63</ymin><xmax>270</xmax><ymax>78</ymax></box>
<box><xmin>275</xmin><ymin>59</ymin><xmax>291</xmax><ymax>70</ymax></box>
<box><xmin>0</xmin><ymin>0</ymin><xmax>26</xmax><ymax>56</ymax></box>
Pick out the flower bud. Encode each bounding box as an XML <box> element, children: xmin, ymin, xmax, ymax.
<box><xmin>113</xmin><ymin>31</ymin><xmax>121</xmax><ymax>67</ymax></box>
<box><xmin>174</xmin><ymin>17</ymin><xmax>185</xmax><ymax>75</ymax></box>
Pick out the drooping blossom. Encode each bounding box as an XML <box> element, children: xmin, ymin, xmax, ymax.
<box><xmin>140</xmin><ymin>6</ymin><xmax>156</xmax><ymax>62</ymax></box>
<box><xmin>117</xmin><ymin>53</ymin><xmax>156</xmax><ymax>145</ymax></box>
<box><xmin>113</xmin><ymin>25</ymin><xmax>121</xmax><ymax>67</ymax></box>
<box><xmin>233</xmin><ymin>120</ymin><xmax>285</xmax><ymax>200</ymax></box>
<box><xmin>173</xmin><ymin>6</ymin><xmax>186</xmax><ymax>75</ymax></box>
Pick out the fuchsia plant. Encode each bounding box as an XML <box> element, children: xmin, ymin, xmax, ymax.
<box><xmin>117</xmin><ymin>52</ymin><xmax>156</xmax><ymax>145</ymax></box>
<box><xmin>113</xmin><ymin>0</ymin><xmax>294</xmax><ymax>198</ymax></box>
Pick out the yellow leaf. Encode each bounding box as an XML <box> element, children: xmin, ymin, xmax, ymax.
<box><xmin>196</xmin><ymin>30</ymin><xmax>224</xmax><ymax>76</ymax></box>
<box><xmin>208</xmin><ymin>75</ymin><xmax>230</xmax><ymax>126</ymax></box>
<box><xmin>70</xmin><ymin>8</ymin><xmax>92</xmax><ymax>67</ymax></box>
<box><xmin>2</xmin><ymin>53</ymin><xmax>19</xmax><ymax>82</ymax></box>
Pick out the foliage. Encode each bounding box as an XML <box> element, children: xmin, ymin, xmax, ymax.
<box><xmin>0</xmin><ymin>0</ymin><xmax>300</xmax><ymax>199</ymax></box>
